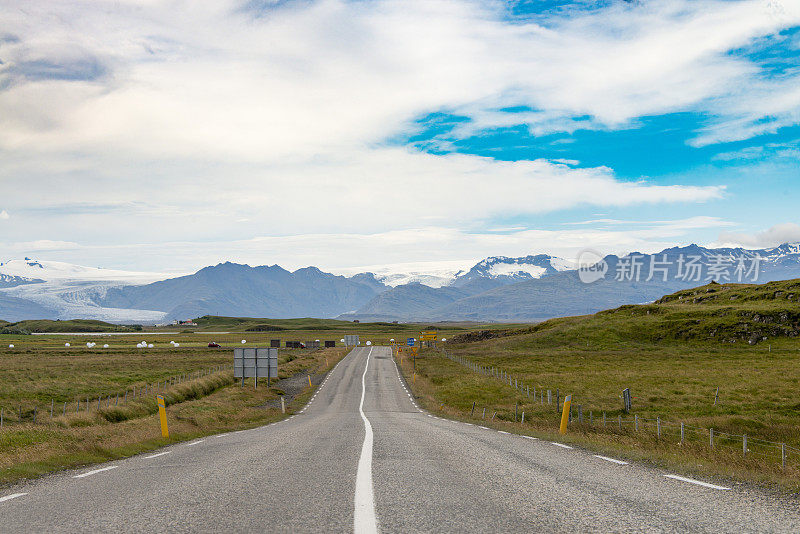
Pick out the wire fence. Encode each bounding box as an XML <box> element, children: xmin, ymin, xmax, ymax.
<box><xmin>0</xmin><ymin>365</ymin><xmax>229</xmax><ymax>429</ymax></box>
<box><xmin>439</xmin><ymin>348</ymin><xmax>800</xmax><ymax>469</ymax></box>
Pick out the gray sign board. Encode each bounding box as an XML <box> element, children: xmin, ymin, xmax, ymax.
<box><xmin>234</xmin><ymin>347</ymin><xmax>277</xmax><ymax>379</ymax></box>
<box><xmin>344</xmin><ymin>334</ymin><xmax>360</xmax><ymax>346</ymax></box>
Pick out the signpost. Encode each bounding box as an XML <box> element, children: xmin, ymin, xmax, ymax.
<box><xmin>157</xmin><ymin>395</ymin><xmax>169</xmax><ymax>438</ymax></box>
<box><xmin>559</xmin><ymin>394</ymin><xmax>572</xmax><ymax>434</ymax></box>
<box><xmin>234</xmin><ymin>347</ymin><xmax>278</xmax><ymax>388</ymax></box>
<box><xmin>344</xmin><ymin>335</ymin><xmax>360</xmax><ymax>347</ymax></box>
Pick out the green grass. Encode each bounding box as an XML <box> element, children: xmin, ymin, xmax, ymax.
<box><xmin>0</xmin><ymin>319</ymin><xmax>509</xmax><ymax>487</ymax></box>
<box><xmin>0</xmin><ymin>343</ymin><xmax>350</xmax><ymax>487</ymax></box>
<box><xmin>400</xmin><ymin>280</ymin><xmax>800</xmax><ymax>491</ymax></box>
<box><xmin>0</xmin><ymin>319</ymin><xmax>141</xmax><ymax>334</ymax></box>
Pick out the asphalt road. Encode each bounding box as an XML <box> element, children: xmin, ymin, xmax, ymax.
<box><xmin>2</xmin><ymin>346</ymin><xmax>799</xmax><ymax>533</ymax></box>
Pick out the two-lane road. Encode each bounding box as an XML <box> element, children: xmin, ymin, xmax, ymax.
<box><xmin>2</xmin><ymin>346</ymin><xmax>799</xmax><ymax>532</ymax></box>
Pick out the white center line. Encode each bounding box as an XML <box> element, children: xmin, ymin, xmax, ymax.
<box><xmin>186</xmin><ymin>440</ymin><xmax>205</xmax><ymax>446</ymax></box>
<box><xmin>594</xmin><ymin>455</ymin><xmax>628</xmax><ymax>465</ymax></box>
<box><xmin>73</xmin><ymin>466</ymin><xmax>118</xmax><ymax>478</ymax></box>
<box><xmin>0</xmin><ymin>493</ymin><xmax>27</xmax><ymax>503</ymax></box>
<box><xmin>663</xmin><ymin>474</ymin><xmax>730</xmax><ymax>490</ymax></box>
<box><xmin>144</xmin><ymin>451</ymin><xmax>171</xmax><ymax>459</ymax></box>
<box><xmin>354</xmin><ymin>347</ymin><xmax>378</xmax><ymax>534</ymax></box>
<box><xmin>550</xmin><ymin>442</ymin><xmax>573</xmax><ymax>449</ymax></box>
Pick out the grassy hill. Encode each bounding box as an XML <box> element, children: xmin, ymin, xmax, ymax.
<box><xmin>453</xmin><ymin>278</ymin><xmax>800</xmax><ymax>347</ymax></box>
<box><xmin>406</xmin><ymin>279</ymin><xmax>800</xmax><ymax>490</ymax></box>
<box><xmin>0</xmin><ymin>319</ymin><xmax>141</xmax><ymax>334</ymax></box>
<box><xmin>185</xmin><ymin>315</ymin><xmax>509</xmax><ymax>334</ymax></box>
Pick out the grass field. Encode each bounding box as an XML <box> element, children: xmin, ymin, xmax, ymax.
<box><xmin>0</xmin><ymin>320</ymin><xmax>509</xmax><ymax>487</ymax></box>
<box><xmin>396</xmin><ymin>280</ymin><xmax>800</xmax><ymax>491</ymax></box>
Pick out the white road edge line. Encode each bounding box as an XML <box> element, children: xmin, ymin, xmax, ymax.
<box><xmin>550</xmin><ymin>442</ymin><xmax>573</xmax><ymax>449</ymax></box>
<box><xmin>354</xmin><ymin>346</ymin><xmax>378</xmax><ymax>534</ymax></box>
<box><xmin>498</xmin><ymin>431</ymin><xmax>510</xmax><ymax>434</ymax></box>
<box><xmin>144</xmin><ymin>451</ymin><xmax>171</xmax><ymax>459</ymax></box>
<box><xmin>663</xmin><ymin>474</ymin><xmax>730</xmax><ymax>490</ymax></box>
<box><xmin>594</xmin><ymin>455</ymin><xmax>628</xmax><ymax>465</ymax></box>
<box><xmin>523</xmin><ymin>436</ymin><xmax>538</xmax><ymax>440</ymax></box>
<box><xmin>186</xmin><ymin>440</ymin><xmax>205</xmax><ymax>446</ymax></box>
<box><xmin>0</xmin><ymin>493</ymin><xmax>27</xmax><ymax>503</ymax></box>
<box><xmin>73</xmin><ymin>466</ymin><xmax>118</xmax><ymax>478</ymax></box>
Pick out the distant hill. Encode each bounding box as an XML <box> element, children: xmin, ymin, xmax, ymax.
<box><xmin>451</xmin><ymin>278</ymin><xmax>800</xmax><ymax>346</ymax></box>
<box><xmin>343</xmin><ymin>243</ymin><xmax>800</xmax><ymax>322</ymax></box>
<box><xmin>0</xmin><ymin>293</ymin><xmax>54</xmax><ymax>322</ymax></box>
<box><xmin>0</xmin><ymin>319</ymin><xmax>140</xmax><ymax>333</ymax></box>
<box><xmin>4</xmin><ymin>243</ymin><xmax>800</xmax><ymax>324</ymax></box>
<box><xmin>98</xmin><ymin>262</ymin><xmax>386</xmax><ymax>320</ymax></box>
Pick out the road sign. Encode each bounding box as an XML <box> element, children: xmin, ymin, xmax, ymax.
<box><xmin>344</xmin><ymin>335</ymin><xmax>360</xmax><ymax>346</ymax></box>
<box><xmin>234</xmin><ymin>348</ymin><xmax>278</xmax><ymax>387</ymax></box>
<box><xmin>420</xmin><ymin>331</ymin><xmax>438</xmax><ymax>341</ymax></box>
<box><xmin>406</xmin><ymin>338</ymin><xmax>415</xmax><ymax>346</ymax></box>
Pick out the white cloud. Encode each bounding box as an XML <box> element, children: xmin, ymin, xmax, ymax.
<box><xmin>717</xmin><ymin>223</ymin><xmax>800</xmax><ymax>249</ymax></box>
<box><xmin>0</xmin><ymin>210</ymin><xmax>9</xmax><ymax>220</ymax></box>
<box><xmin>1</xmin><ymin>217</ymin><xmax>735</xmax><ymax>273</ymax></box>
<box><xmin>1</xmin><ymin>1</ymin><xmax>797</xmax><ymax>158</ymax></box>
<box><xmin>0</xmin><ymin>0</ymin><xmax>792</xmax><ymax>270</ymax></box>
<box><xmin>0</xmin><ymin>149</ymin><xmax>724</xmax><ymax>247</ymax></box>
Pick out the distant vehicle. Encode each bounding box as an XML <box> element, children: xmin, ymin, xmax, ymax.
<box><xmin>208</xmin><ymin>342</ymin><xmax>221</xmax><ymax>348</ymax></box>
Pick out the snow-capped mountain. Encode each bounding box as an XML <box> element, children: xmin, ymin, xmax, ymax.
<box><xmin>451</xmin><ymin>254</ymin><xmax>575</xmax><ymax>287</ymax></box>
<box><xmin>344</xmin><ymin>243</ymin><xmax>800</xmax><ymax>322</ymax></box>
<box><xmin>0</xmin><ymin>259</ymin><xmax>177</xmax><ymax>322</ymax></box>
<box><xmin>334</xmin><ymin>260</ymin><xmax>469</xmax><ymax>288</ymax></box>
<box><xmin>0</xmin><ymin>258</ymin><xmax>171</xmax><ymax>283</ymax></box>
<box><xmin>0</xmin><ymin>272</ymin><xmax>43</xmax><ymax>289</ymax></box>
<box><xmin>4</xmin><ymin>243</ymin><xmax>800</xmax><ymax>324</ymax></box>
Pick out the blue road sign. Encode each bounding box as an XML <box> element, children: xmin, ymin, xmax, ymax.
<box><xmin>406</xmin><ymin>338</ymin><xmax>415</xmax><ymax>346</ymax></box>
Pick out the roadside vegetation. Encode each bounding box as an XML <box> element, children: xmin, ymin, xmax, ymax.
<box><xmin>0</xmin><ymin>320</ymin><xmax>511</xmax><ymax>487</ymax></box>
<box><xmin>0</xmin><ymin>338</ymin><xmax>349</xmax><ymax>486</ymax></box>
<box><xmin>397</xmin><ymin>280</ymin><xmax>800</xmax><ymax>492</ymax></box>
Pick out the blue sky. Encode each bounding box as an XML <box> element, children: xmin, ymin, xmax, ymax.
<box><xmin>0</xmin><ymin>0</ymin><xmax>799</xmax><ymax>274</ymax></box>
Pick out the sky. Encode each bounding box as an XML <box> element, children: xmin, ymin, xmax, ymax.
<box><xmin>1</xmin><ymin>0</ymin><xmax>799</xmax><ymax>275</ymax></box>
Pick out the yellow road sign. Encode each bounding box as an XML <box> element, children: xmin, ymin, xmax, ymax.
<box><xmin>420</xmin><ymin>331</ymin><xmax>438</xmax><ymax>341</ymax></box>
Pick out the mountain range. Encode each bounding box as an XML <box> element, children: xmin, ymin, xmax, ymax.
<box><xmin>1</xmin><ymin>244</ymin><xmax>800</xmax><ymax>323</ymax></box>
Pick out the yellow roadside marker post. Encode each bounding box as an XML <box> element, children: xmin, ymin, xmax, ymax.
<box><xmin>308</xmin><ymin>375</ymin><xmax>312</xmax><ymax>387</ymax></box>
<box><xmin>559</xmin><ymin>394</ymin><xmax>572</xmax><ymax>435</ymax></box>
<box><xmin>157</xmin><ymin>395</ymin><xmax>169</xmax><ymax>438</ymax></box>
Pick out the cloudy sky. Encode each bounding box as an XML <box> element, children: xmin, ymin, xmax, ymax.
<box><xmin>1</xmin><ymin>0</ymin><xmax>799</xmax><ymax>274</ymax></box>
